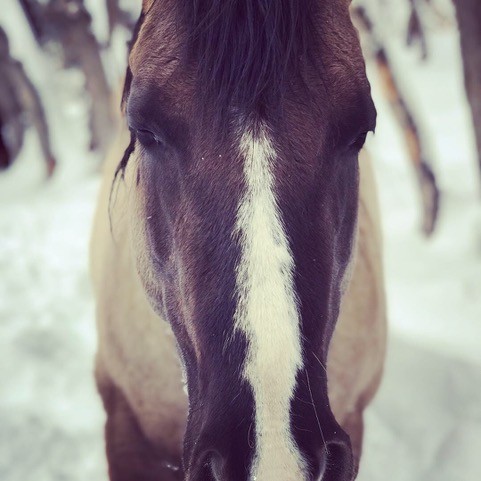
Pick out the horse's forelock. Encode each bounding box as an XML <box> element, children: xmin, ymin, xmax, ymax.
<box><xmin>184</xmin><ymin>0</ymin><xmax>316</xmax><ymax>117</ymax></box>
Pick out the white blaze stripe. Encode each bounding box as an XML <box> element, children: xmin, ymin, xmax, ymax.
<box><xmin>235</xmin><ymin>124</ymin><xmax>306</xmax><ymax>481</ymax></box>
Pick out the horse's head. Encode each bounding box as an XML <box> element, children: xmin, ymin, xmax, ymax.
<box><xmin>120</xmin><ymin>0</ymin><xmax>376</xmax><ymax>480</ymax></box>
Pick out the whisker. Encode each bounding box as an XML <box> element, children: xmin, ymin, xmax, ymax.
<box><xmin>305</xmin><ymin>368</ymin><xmax>330</xmax><ymax>456</ymax></box>
<box><xmin>293</xmin><ymin>394</ymin><xmax>315</xmax><ymax>406</ymax></box>
<box><xmin>312</xmin><ymin>351</ymin><xmax>328</xmax><ymax>375</ymax></box>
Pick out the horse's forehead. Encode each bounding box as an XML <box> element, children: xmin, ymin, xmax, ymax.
<box><xmin>130</xmin><ymin>1</ymin><xmax>365</xmax><ymax>89</ymax></box>
<box><xmin>142</xmin><ymin>0</ymin><xmax>155</xmax><ymax>9</ymax></box>
<box><xmin>130</xmin><ymin>1</ymin><xmax>181</xmax><ymax>79</ymax></box>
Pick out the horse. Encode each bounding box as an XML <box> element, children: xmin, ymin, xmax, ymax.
<box><xmin>90</xmin><ymin>1</ymin><xmax>387</xmax><ymax>480</ymax></box>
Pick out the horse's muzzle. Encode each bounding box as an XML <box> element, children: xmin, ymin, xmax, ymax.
<box><xmin>187</xmin><ymin>435</ymin><xmax>355</xmax><ymax>481</ymax></box>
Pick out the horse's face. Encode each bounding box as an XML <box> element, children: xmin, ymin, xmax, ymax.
<box><xmin>123</xmin><ymin>1</ymin><xmax>376</xmax><ymax>480</ymax></box>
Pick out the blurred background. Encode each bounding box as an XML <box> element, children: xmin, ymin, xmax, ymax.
<box><xmin>0</xmin><ymin>0</ymin><xmax>480</xmax><ymax>480</ymax></box>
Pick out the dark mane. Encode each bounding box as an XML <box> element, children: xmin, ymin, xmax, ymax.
<box><xmin>184</xmin><ymin>0</ymin><xmax>315</xmax><ymax>117</ymax></box>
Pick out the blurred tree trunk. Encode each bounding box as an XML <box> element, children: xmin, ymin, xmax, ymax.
<box><xmin>0</xmin><ymin>128</ymin><xmax>9</xmax><ymax>170</ymax></box>
<box><xmin>0</xmin><ymin>26</ymin><xmax>56</xmax><ymax>176</ymax></box>
<box><xmin>19</xmin><ymin>0</ymin><xmax>115</xmax><ymax>155</ymax></box>
<box><xmin>106</xmin><ymin>0</ymin><xmax>136</xmax><ymax>44</ymax></box>
<box><xmin>353</xmin><ymin>5</ymin><xmax>440</xmax><ymax>236</ymax></box>
<box><xmin>407</xmin><ymin>0</ymin><xmax>428</xmax><ymax>59</ymax></box>
<box><xmin>17</xmin><ymin>0</ymin><xmax>45</xmax><ymax>45</ymax></box>
<box><xmin>453</xmin><ymin>0</ymin><xmax>481</xmax><ymax>187</ymax></box>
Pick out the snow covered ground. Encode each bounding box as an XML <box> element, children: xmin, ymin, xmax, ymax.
<box><xmin>1</xmin><ymin>1</ymin><xmax>480</xmax><ymax>480</ymax></box>
<box><xmin>359</xmin><ymin>2</ymin><xmax>481</xmax><ymax>479</ymax></box>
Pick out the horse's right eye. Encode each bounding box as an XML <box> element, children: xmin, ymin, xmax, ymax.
<box><xmin>350</xmin><ymin>131</ymin><xmax>368</xmax><ymax>152</ymax></box>
<box><xmin>136</xmin><ymin>128</ymin><xmax>163</xmax><ymax>147</ymax></box>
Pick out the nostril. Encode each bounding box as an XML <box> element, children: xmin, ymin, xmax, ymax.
<box><xmin>187</xmin><ymin>449</ymin><xmax>219</xmax><ymax>481</ymax></box>
<box><xmin>209</xmin><ymin>452</ymin><xmax>224</xmax><ymax>481</ymax></box>
<box><xmin>196</xmin><ymin>464</ymin><xmax>215</xmax><ymax>481</ymax></box>
<box><xmin>311</xmin><ymin>447</ymin><xmax>328</xmax><ymax>481</ymax></box>
<box><xmin>191</xmin><ymin>450</ymin><xmax>224</xmax><ymax>481</ymax></box>
<box><xmin>316</xmin><ymin>440</ymin><xmax>354</xmax><ymax>481</ymax></box>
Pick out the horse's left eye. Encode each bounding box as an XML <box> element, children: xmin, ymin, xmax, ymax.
<box><xmin>350</xmin><ymin>132</ymin><xmax>368</xmax><ymax>151</ymax></box>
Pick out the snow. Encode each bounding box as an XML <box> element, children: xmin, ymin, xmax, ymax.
<box><xmin>358</xmin><ymin>2</ymin><xmax>481</xmax><ymax>479</ymax></box>
<box><xmin>1</xmin><ymin>1</ymin><xmax>480</xmax><ymax>480</ymax></box>
<box><xmin>0</xmin><ymin>179</ymin><xmax>106</xmax><ymax>481</ymax></box>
